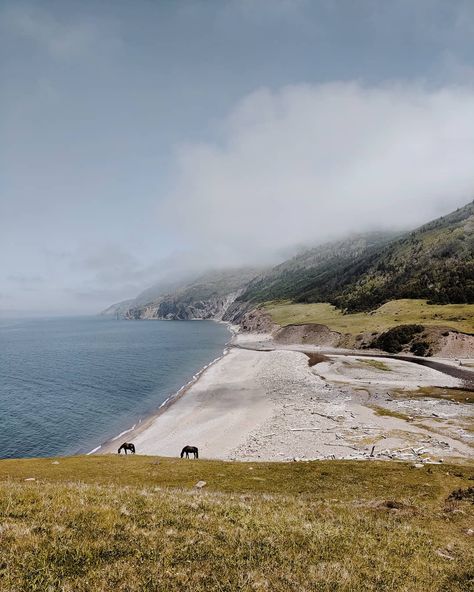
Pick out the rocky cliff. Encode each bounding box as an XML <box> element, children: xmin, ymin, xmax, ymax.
<box><xmin>106</xmin><ymin>268</ymin><xmax>264</xmax><ymax>322</ymax></box>
<box><xmin>125</xmin><ymin>290</ymin><xmax>244</xmax><ymax>321</ymax></box>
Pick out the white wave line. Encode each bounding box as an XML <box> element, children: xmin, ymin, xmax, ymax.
<box><xmin>87</xmin><ymin>445</ymin><xmax>101</xmax><ymax>455</ymax></box>
<box><xmin>111</xmin><ymin>425</ymin><xmax>136</xmax><ymax>441</ymax></box>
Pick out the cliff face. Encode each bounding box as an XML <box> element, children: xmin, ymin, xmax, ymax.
<box><xmin>125</xmin><ymin>291</ymin><xmax>244</xmax><ymax>321</ymax></box>
<box><xmin>113</xmin><ymin>268</ymin><xmax>264</xmax><ymax>322</ymax></box>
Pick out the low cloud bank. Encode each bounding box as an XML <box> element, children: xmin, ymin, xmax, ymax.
<box><xmin>162</xmin><ymin>82</ymin><xmax>474</xmax><ymax>265</ymax></box>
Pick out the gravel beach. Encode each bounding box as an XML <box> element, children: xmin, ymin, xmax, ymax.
<box><xmin>102</xmin><ymin>330</ymin><xmax>474</xmax><ymax>462</ymax></box>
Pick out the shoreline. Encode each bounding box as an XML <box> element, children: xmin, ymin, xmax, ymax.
<box><xmin>91</xmin><ymin>321</ymin><xmax>237</xmax><ymax>455</ymax></box>
<box><xmin>95</xmin><ymin>323</ymin><xmax>474</xmax><ymax>462</ymax></box>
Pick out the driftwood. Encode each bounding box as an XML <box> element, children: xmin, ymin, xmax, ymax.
<box><xmin>311</xmin><ymin>412</ymin><xmax>338</xmax><ymax>421</ymax></box>
<box><xmin>326</xmin><ymin>443</ymin><xmax>359</xmax><ymax>450</ymax></box>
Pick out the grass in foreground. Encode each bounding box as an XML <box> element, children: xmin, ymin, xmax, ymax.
<box><xmin>0</xmin><ymin>455</ymin><xmax>473</xmax><ymax>591</ymax></box>
<box><xmin>264</xmin><ymin>299</ymin><xmax>474</xmax><ymax>334</ymax></box>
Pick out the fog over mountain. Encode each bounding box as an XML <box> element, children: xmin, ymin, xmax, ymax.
<box><xmin>1</xmin><ymin>1</ymin><xmax>474</xmax><ymax>314</ymax></box>
<box><xmin>163</xmin><ymin>83</ymin><xmax>474</xmax><ymax>262</ymax></box>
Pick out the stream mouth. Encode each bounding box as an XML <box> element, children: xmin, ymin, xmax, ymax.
<box><xmin>359</xmin><ymin>353</ymin><xmax>474</xmax><ymax>389</ymax></box>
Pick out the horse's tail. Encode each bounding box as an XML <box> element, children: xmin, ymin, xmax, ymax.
<box><xmin>195</xmin><ymin>449</ymin><xmax>199</xmax><ymax>459</ymax></box>
<box><xmin>130</xmin><ymin>444</ymin><xmax>136</xmax><ymax>453</ymax></box>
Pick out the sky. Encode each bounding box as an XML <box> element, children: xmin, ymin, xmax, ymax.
<box><xmin>1</xmin><ymin>0</ymin><xmax>474</xmax><ymax>314</ymax></box>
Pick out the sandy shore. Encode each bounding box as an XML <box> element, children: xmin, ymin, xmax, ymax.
<box><xmin>100</xmin><ymin>329</ymin><xmax>474</xmax><ymax>462</ymax></box>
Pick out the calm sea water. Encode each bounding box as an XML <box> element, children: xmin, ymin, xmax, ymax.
<box><xmin>0</xmin><ymin>316</ymin><xmax>229</xmax><ymax>459</ymax></box>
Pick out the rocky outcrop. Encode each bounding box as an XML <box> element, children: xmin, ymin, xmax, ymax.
<box><xmin>110</xmin><ymin>267</ymin><xmax>264</xmax><ymax>322</ymax></box>
<box><xmin>125</xmin><ymin>291</ymin><xmax>243</xmax><ymax>321</ymax></box>
<box><xmin>238</xmin><ymin>307</ymin><xmax>278</xmax><ymax>334</ymax></box>
<box><xmin>420</xmin><ymin>327</ymin><xmax>474</xmax><ymax>358</ymax></box>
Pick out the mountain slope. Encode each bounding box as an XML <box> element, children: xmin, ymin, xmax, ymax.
<box><xmin>104</xmin><ymin>202</ymin><xmax>473</xmax><ymax>322</ymax></box>
<box><xmin>240</xmin><ymin>202</ymin><xmax>474</xmax><ymax>312</ymax></box>
<box><xmin>239</xmin><ymin>231</ymin><xmax>398</xmax><ymax>305</ymax></box>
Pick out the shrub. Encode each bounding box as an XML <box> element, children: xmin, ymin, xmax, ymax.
<box><xmin>371</xmin><ymin>324</ymin><xmax>424</xmax><ymax>353</ymax></box>
<box><xmin>410</xmin><ymin>341</ymin><xmax>431</xmax><ymax>357</ymax></box>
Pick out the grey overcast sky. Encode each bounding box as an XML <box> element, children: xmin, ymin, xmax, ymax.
<box><xmin>1</xmin><ymin>0</ymin><xmax>474</xmax><ymax>314</ymax></box>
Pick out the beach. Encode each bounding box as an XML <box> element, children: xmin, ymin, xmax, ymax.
<box><xmin>102</xmin><ymin>328</ymin><xmax>474</xmax><ymax>462</ymax></box>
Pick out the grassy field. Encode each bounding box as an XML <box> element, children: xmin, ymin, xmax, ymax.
<box><xmin>1</xmin><ymin>455</ymin><xmax>473</xmax><ymax>591</ymax></box>
<box><xmin>264</xmin><ymin>299</ymin><xmax>474</xmax><ymax>334</ymax></box>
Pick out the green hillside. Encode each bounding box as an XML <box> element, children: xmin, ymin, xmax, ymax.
<box><xmin>239</xmin><ymin>232</ymin><xmax>397</xmax><ymax>306</ymax></box>
<box><xmin>240</xmin><ymin>202</ymin><xmax>474</xmax><ymax>312</ymax></box>
<box><xmin>264</xmin><ymin>299</ymin><xmax>474</xmax><ymax>334</ymax></box>
<box><xmin>1</xmin><ymin>455</ymin><xmax>473</xmax><ymax>591</ymax></box>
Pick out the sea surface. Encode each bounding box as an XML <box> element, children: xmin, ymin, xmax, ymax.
<box><xmin>0</xmin><ymin>316</ymin><xmax>229</xmax><ymax>459</ymax></box>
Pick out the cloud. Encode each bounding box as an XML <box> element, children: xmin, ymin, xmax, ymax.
<box><xmin>232</xmin><ymin>0</ymin><xmax>309</xmax><ymax>22</ymax></box>
<box><xmin>68</xmin><ymin>245</ymin><xmax>150</xmax><ymax>289</ymax></box>
<box><xmin>1</xmin><ymin>3</ymin><xmax>118</xmax><ymax>59</ymax></box>
<box><xmin>7</xmin><ymin>275</ymin><xmax>45</xmax><ymax>291</ymax></box>
<box><xmin>162</xmin><ymin>82</ymin><xmax>474</xmax><ymax>264</ymax></box>
<box><xmin>8</xmin><ymin>274</ymin><xmax>44</xmax><ymax>284</ymax></box>
<box><xmin>69</xmin><ymin>245</ymin><xmax>212</xmax><ymax>298</ymax></box>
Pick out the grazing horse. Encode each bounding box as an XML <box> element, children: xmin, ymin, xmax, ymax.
<box><xmin>118</xmin><ymin>442</ymin><xmax>135</xmax><ymax>455</ymax></box>
<box><xmin>180</xmin><ymin>445</ymin><xmax>198</xmax><ymax>459</ymax></box>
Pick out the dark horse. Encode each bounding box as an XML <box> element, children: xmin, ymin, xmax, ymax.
<box><xmin>180</xmin><ymin>445</ymin><xmax>198</xmax><ymax>459</ymax></box>
<box><xmin>118</xmin><ymin>442</ymin><xmax>135</xmax><ymax>454</ymax></box>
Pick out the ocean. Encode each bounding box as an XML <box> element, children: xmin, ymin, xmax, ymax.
<box><xmin>0</xmin><ymin>316</ymin><xmax>230</xmax><ymax>459</ymax></box>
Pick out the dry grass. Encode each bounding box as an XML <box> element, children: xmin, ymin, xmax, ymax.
<box><xmin>0</xmin><ymin>456</ymin><xmax>473</xmax><ymax>591</ymax></box>
<box><xmin>393</xmin><ymin>387</ymin><xmax>474</xmax><ymax>405</ymax></box>
<box><xmin>370</xmin><ymin>405</ymin><xmax>413</xmax><ymax>421</ymax></box>
<box><xmin>264</xmin><ymin>299</ymin><xmax>474</xmax><ymax>335</ymax></box>
<box><xmin>356</xmin><ymin>358</ymin><xmax>392</xmax><ymax>372</ymax></box>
